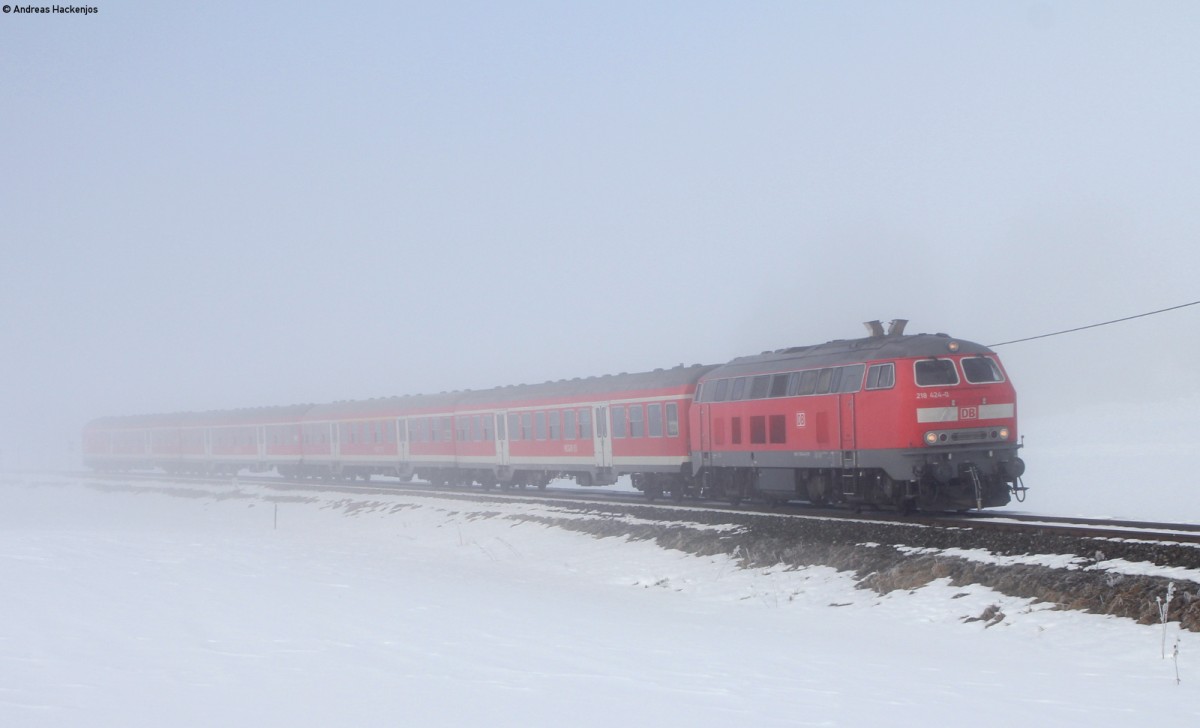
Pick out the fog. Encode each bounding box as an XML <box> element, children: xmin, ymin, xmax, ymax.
<box><xmin>2</xmin><ymin>2</ymin><xmax>1199</xmax><ymax>470</ymax></box>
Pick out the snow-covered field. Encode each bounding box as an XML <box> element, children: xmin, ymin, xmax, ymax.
<box><xmin>1</xmin><ymin>475</ymin><xmax>1197</xmax><ymax>728</ymax></box>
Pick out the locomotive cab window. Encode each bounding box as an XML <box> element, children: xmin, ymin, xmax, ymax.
<box><xmin>915</xmin><ymin>359</ymin><xmax>960</xmax><ymax>386</ymax></box>
<box><xmin>961</xmin><ymin>356</ymin><xmax>1005</xmax><ymax>384</ymax></box>
<box><xmin>837</xmin><ymin>364</ymin><xmax>864</xmax><ymax>393</ymax></box>
<box><xmin>866</xmin><ymin>363</ymin><xmax>895</xmax><ymax>390</ymax></box>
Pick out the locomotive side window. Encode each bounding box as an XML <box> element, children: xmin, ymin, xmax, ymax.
<box><xmin>769</xmin><ymin>373</ymin><xmax>790</xmax><ymax>398</ymax></box>
<box><xmin>666</xmin><ymin>403</ymin><xmax>679</xmax><ymax>437</ymax></box>
<box><xmin>866</xmin><ymin>363</ymin><xmax>895</xmax><ymax>390</ymax></box>
<box><xmin>729</xmin><ymin>377</ymin><xmax>748</xmax><ymax>401</ymax></box>
<box><xmin>797</xmin><ymin>370</ymin><xmax>818</xmax><ymax>396</ymax></box>
<box><xmin>915</xmin><ymin>359</ymin><xmax>960</xmax><ymax>386</ymax></box>
<box><xmin>838</xmin><ymin>364</ymin><xmax>865</xmax><ymax>393</ymax></box>
<box><xmin>748</xmin><ymin>375</ymin><xmax>771</xmax><ymax>399</ymax></box>
<box><xmin>815</xmin><ymin>368</ymin><xmax>836</xmax><ymax>394</ymax></box>
<box><xmin>962</xmin><ymin>356</ymin><xmax>1005</xmax><ymax>383</ymax></box>
<box><xmin>713</xmin><ymin>379</ymin><xmax>730</xmax><ymax>402</ymax></box>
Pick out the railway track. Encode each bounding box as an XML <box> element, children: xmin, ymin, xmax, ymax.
<box><xmin>54</xmin><ymin>469</ymin><xmax>1200</xmax><ymax>552</ymax></box>
<box><xmin>15</xmin><ymin>470</ymin><xmax>1200</xmax><ymax>630</ymax></box>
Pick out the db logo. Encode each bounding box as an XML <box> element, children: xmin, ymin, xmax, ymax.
<box><xmin>959</xmin><ymin>406</ymin><xmax>979</xmax><ymax>420</ymax></box>
<box><xmin>2</xmin><ymin>6</ymin><xmax>11</xmax><ymax>13</ymax></box>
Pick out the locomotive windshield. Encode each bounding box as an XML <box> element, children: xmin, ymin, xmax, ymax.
<box><xmin>961</xmin><ymin>356</ymin><xmax>1005</xmax><ymax>384</ymax></box>
<box><xmin>914</xmin><ymin>359</ymin><xmax>959</xmax><ymax>386</ymax></box>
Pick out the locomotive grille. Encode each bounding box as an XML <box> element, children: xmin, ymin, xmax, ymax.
<box><xmin>924</xmin><ymin>426</ymin><xmax>1010</xmax><ymax>446</ymax></box>
<box><xmin>949</xmin><ymin>429</ymin><xmax>990</xmax><ymax>443</ymax></box>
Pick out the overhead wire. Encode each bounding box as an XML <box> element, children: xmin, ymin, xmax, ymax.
<box><xmin>988</xmin><ymin>300</ymin><xmax>1200</xmax><ymax>347</ymax></box>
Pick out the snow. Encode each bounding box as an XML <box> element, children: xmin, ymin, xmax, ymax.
<box><xmin>2</xmin><ymin>476</ymin><xmax>1198</xmax><ymax>727</ymax></box>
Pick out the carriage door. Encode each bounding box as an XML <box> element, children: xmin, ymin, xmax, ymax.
<box><xmin>593</xmin><ymin>404</ymin><xmax>612</xmax><ymax>469</ymax></box>
<box><xmin>496</xmin><ymin>411</ymin><xmax>510</xmax><ymax>468</ymax></box>
<box><xmin>396</xmin><ymin>418</ymin><xmax>409</xmax><ymax>463</ymax></box>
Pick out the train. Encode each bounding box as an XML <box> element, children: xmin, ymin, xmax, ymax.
<box><xmin>82</xmin><ymin>320</ymin><xmax>1026</xmax><ymax>511</ymax></box>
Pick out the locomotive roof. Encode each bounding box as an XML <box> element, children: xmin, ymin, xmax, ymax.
<box><xmin>703</xmin><ymin>333</ymin><xmax>995</xmax><ymax>379</ymax></box>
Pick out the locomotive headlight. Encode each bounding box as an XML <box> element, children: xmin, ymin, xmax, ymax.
<box><xmin>924</xmin><ymin>431</ymin><xmax>938</xmax><ymax>445</ymax></box>
<box><xmin>999</xmin><ymin>427</ymin><xmax>1010</xmax><ymax>440</ymax></box>
<box><xmin>947</xmin><ymin>341</ymin><xmax>960</xmax><ymax>352</ymax></box>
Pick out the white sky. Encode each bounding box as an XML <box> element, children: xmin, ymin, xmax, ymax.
<box><xmin>2</xmin><ymin>2</ymin><xmax>1199</xmax><ymax>466</ymax></box>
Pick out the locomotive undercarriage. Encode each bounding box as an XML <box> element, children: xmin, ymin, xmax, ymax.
<box><xmin>632</xmin><ymin>442</ymin><xmax>1025</xmax><ymax>512</ymax></box>
<box><xmin>640</xmin><ymin>464</ymin><xmax>1016</xmax><ymax>512</ymax></box>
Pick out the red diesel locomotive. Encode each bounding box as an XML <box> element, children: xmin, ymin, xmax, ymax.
<box><xmin>83</xmin><ymin>321</ymin><xmax>1025</xmax><ymax>511</ymax></box>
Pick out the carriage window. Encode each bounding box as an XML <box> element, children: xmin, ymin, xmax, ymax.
<box><xmin>915</xmin><ymin>359</ymin><xmax>960</xmax><ymax>386</ymax></box>
<box><xmin>962</xmin><ymin>357</ymin><xmax>1004</xmax><ymax>384</ymax></box>
<box><xmin>580</xmin><ymin>408</ymin><xmax>593</xmax><ymax>438</ymax></box>
<box><xmin>611</xmin><ymin>406</ymin><xmax>626</xmax><ymax>438</ymax></box>
<box><xmin>629</xmin><ymin>405</ymin><xmax>645</xmax><ymax>438</ymax></box>
<box><xmin>521</xmin><ymin>412</ymin><xmax>533</xmax><ymax>441</ymax></box>
<box><xmin>483</xmin><ymin>415</ymin><xmax>494</xmax><ymax>441</ymax></box>
<box><xmin>441</xmin><ymin>417</ymin><xmax>453</xmax><ymax>442</ymax></box>
<box><xmin>838</xmin><ymin>364</ymin><xmax>865</xmax><ymax>393</ymax></box>
<box><xmin>729</xmin><ymin>377</ymin><xmax>748</xmax><ymax>401</ymax></box>
<box><xmin>866</xmin><ymin>363</ymin><xmax>895</xmax><ymax>390</ymax></box>
<box><xmin>535</xmin><ymin>411</ymin><xmax>547</xmax><ymax>440</ymax></box>
<box><xmin>647</xmin><ymin>403</ymin><xmax>663</xmax><ymax>437</ymax></box>
<box><xmin>769</xmin><ymin>373</ymin><xmax>790</xmax><ymax>398</ymax></box>
<box><xmin>508</xmin><ymin>413</ymin><xmax>520</xmax><ymax>441</ymax></box>
<box><xmin>548</xmin><ymin>410</ymin><xmax>561</xmax><ymax>440</ymax></box>
<box><xmin>563</xmin><ymin>409</ymin><xmax>576</xmax><ymax>440</ymax></box>
<box><xmin>748</xmin><ymin>375</ymin><xmax>771</xmax><ymax>399</ymax></box>
<box><xmin>713</xmin><ymin>379</ymin><xmax>730</xmax><ymax>402</ymax></box>
<box><xmin>665</xmin><ymin>403</ymin><xmax>679</xmax><ymax>437</ymax></box>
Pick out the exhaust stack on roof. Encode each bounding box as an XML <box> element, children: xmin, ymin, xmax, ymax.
<box><xmin>863</xmin><ymin>320</ymin><xmax>885</xmax><ymax>338</ymax></box>
<box><xmin>888</xmin><ymin>319</ymin><xmax>908</xmax><ymax>336</ymax></box>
